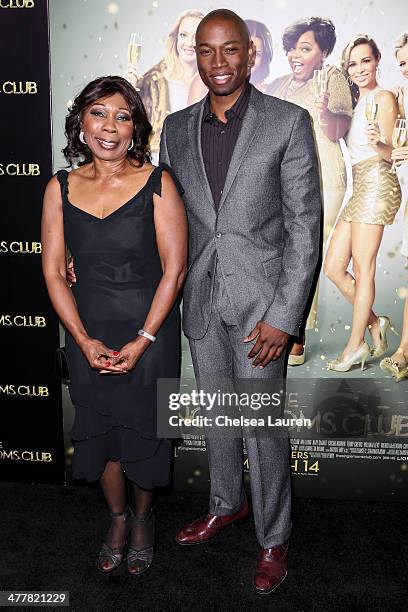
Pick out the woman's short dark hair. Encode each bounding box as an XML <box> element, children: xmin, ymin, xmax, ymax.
<box><xmin>245</xmin><ymin>19</ymin><xmax>273</xmax><ymax>82</ymax></box>
<box><xmin>63</xmin><ymin>75</ymin><xmax>152</xmax><ymax>167</ymax></box>
<box><xmin>282</xmin><ymin>16</ymin><xmax>336</xmax><ymax>56</ymax></box>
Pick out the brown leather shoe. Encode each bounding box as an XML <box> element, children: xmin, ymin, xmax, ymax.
<box><xmin>175</xmin><ymin>497</ymin><xmax>249</xmax><ymax>546</ymax></box>
<box><xmin>253</xmin><ymin>542</ymin><xmax>289</xmax><ymax>595</ymax></box>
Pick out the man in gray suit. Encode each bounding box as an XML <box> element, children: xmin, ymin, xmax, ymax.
<box><xmin>160</xmin><ymin>9</ymin><xmax>321</xmax><ymax>595</ymax></box>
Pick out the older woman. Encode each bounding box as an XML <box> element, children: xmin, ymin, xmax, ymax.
<box><xmin>380</xmin><ymin>32</ymin><xmax>408</xmax><ymax>382</ymax></box>
<box><xmin>41</xmin><ymin>76</ymin><xmax>187</xmax><ymax>575</ymax></box>
<box><xmin>269</xmin><ymin>17</ymin><xmax>352</xmax><ymax>364</ymax></box>
<box><xmin>125</xmin><ymin>9</ymin><xmax>204</xmax><ymax>159</ymax></box>
<box><xmin>325</xmin><ymin>36</ymin><xmax>401</xmax><ymax>372</ymax></box>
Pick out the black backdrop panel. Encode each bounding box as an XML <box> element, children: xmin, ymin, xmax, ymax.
<box><xmin>0</xmin><ymin>0</ymin><xmax>65</xmax><ymax>484</ymax></box>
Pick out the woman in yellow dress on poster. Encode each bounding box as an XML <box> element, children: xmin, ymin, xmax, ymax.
<box><xmin>325</xmin><ymin>35</ymin><xmax>401</xmax><ymax>372</ymax></box>
<box><xmin>380</xmin><ymin>32</ymin><xmax>408</xmax><ymax>382</ymax></box>
<box><xmin>269</xmin><ymin>17</ymin><xmax>352</xmax><ymax>364</ymax></box>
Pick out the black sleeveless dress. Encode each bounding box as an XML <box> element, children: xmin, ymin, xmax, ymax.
<box><xmin>57</xmin><ymin>164</ymin><xmax>183</xmax><ymax>487</ymax></box>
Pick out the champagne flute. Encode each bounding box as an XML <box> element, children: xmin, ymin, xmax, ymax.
<box><xmin>390</xmin><ymin>118</ymin><xmax>407</xmax><ymax>174</ymax></box>
<box><xmin>128</xmin><ymin>33</ymin><xmax>142</xmax><ymax>67</ymax></box>
<box><xmin>313</xmin><ymin>68</ymin><xmax>328</xmax><ymax>125</ymax></box>
<box><xmin>365</xmin><ymin>97</ymin><xmax>378</xmax><ymax>123</ymax></box>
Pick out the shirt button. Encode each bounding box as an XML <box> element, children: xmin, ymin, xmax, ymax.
<box><xmin>220</xmin><ymin>130</ymin><xmax>225</xmax><ymax>135</ymax></box>
<box><xmin>215</xmin><ymin>232</ymin><xmax>222</xmax><ymax>238</ymax></box>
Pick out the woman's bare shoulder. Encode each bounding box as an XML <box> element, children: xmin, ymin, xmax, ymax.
<box><xmin>375</xmin><ymin>89</ymin><xmax>397</xmax><ymax>104</ymax></box>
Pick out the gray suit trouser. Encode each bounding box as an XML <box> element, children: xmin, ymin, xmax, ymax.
<box><xmin>188</xmin><ymin>267</ymin><xmax>292</xmax><ymax>548</ymax></box>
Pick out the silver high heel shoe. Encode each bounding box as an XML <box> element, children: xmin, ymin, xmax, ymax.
<box><xmin>370</xmin><ymin>316</ymin><xmax>398</xmax><ymax>359</ymax></box>
<box><xmin>127</xmin><ymin>509</ymin><xmax>154</xmax><ymax>576</ymax></box>
<box><xmin>98</xmin><ymin>507</ymin><xmax>134</xmax><ymax>574</ymax></box>
<box><xmin>327</xmin><ymin>341</ymin><xmax>370</xmax><ymax>372</ymax></box>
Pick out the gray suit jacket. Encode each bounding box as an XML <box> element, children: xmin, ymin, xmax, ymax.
<box><xmin>159</xmin><ymin>85</ymin><xmax>322</xmax><ymax>340</ymax></box>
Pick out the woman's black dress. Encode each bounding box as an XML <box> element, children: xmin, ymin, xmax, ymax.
<box><xmin>56</xmin><ymin>164</ymin><xmax>183</xmax><ymax>487</ymax></box>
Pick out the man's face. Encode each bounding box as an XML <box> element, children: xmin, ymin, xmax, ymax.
<box><xmin>195</xmin><ymin>17</ymin><xmax>253</xmax><ymax>96</ymax></box>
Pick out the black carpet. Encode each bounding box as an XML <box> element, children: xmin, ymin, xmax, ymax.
<box><xmin>1</xmin><ymin>482</ymin><xmax>407</xmax><ymax>611</ymax></box>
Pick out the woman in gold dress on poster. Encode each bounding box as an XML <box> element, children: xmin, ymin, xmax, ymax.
<box><xmin>380</xmin><ymin>32</ymin><xmax>408</xmax><ymax>382</ymax></box>
<box><xmin>325</xmin><ymin>35</ymin><xmax>401</xmax><ymax>372</ymax></box>
<box><xmin>125</xmin><ymin>9</ymin><xmax>204</xmax><ymax>160</ymax></box>
<box><xmin>269</xmin><ymin>17</ymin><xmax>352</xmax><ymax>364</ymax></box>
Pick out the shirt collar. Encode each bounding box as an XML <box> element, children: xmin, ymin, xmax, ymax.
<box><xmin>203</xmin><ymin>79</ymin><xmax>251</xmax><ymax>124</ymax></box>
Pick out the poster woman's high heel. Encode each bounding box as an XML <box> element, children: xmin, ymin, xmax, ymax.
<box><xmin>327</xmin><ymin>341</ymin><xmax>370</xmax><ymax>372</ymax></box>
<box><xmin>371</xmin><ymin>315</ymin><xmax>398</xmax><ymax>358</ymax></box>
<box><xmin>380</xmin><ymin>350</ymin><xmax>408</xmax><ymax>382</ymax></box>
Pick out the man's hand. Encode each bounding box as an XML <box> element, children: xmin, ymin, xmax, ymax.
<box><xmin>67</xmin><ymin>255</ymin><xmax>77</xmax><ymax>286</ymax></box>
<box><xmin>244</xmin><ymin>321</ymin><xmax>289</xmax><ymax>368</ymax></box>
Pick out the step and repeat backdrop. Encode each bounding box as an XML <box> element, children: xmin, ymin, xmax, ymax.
<box><xmin>0</xmin><ymin>1</ymin><xmax>65</xmax><ymax>483</ymax></box>
<box><xmin>3</xmin><ymin>0</ymin><xmax>408</xmax><ymax>498</ymax></box>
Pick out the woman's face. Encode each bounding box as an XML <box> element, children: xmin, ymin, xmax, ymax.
<box><xmin>177</xmin><ymin>16</ymin><xmax>201</xmax><ymax>65</ymax></box>
<box><xmin>287</xmin><ymin>30</ymin><xmax>326</xmax><ymax>82</ymax></box>
<box><xmin>396</xmin><ymin>43</ymin><xmax>408</xmax><ymax>80</ymax></box>
<box><xmin>347</xmin><ymin>43</ymin><xmax>379</xmax><ymax>89</ymax></box>
<box><xmin>252</xmin><ymin>36</ymin><xmax>265</xmax><ymax>73</ymax></box>
<box><xmin>81</xmin><ymin>92</ymin><xmax>134</xmax><ymax>161</ymax></box>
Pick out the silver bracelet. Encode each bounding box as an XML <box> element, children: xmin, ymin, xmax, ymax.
<box><xmin>138</xmin><ymin>329</ymin><xmax>156</xmax><ymax>343</ymax></box>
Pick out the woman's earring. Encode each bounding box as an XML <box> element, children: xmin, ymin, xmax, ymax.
<box><xmin>347</xmin><ymin>76</ymin><xmax>354</xmax><ymax>86</ymax></box>
<box><xmin>128</xmin><ymin>139</ymin><xmax>134</xmax><ymax>151</ymax></box>
<box><xmin>376</xmin><ymin>66</ymin><xmax>381</xmax><ymax>78</ymax></box>
<box><xmin>79</xmin><ymin>131</ymin><xmax>87</xmax><ymax>144</ymax></box>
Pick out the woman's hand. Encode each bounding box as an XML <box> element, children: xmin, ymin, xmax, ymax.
<box><xmin>366</xmin><ymin>121</ymin><xmax>381</xmax><ymax>147</ymax></box>
<box><xmin>66</xmin><ymin>255</ymin><xmax>76</xmax><ymax>286</ymax></box>
<box><xmin>314</xmin><ymin>92</ymin><xmax>330</xmax><ymax>120</ymax></box>
<box><xmin>391</xmin><ymin>85</ymin><xmax>405</xmax><ymax>107</ymax></box>
<box><xmin>79</xmin><ymin>337</ymin><xmax>122</xmax><ymax>372</ymax></box>
<box><xmin>391</xmin><ymin>145</ymin><xmax>408</xmax><ymax>164</ymax></box>
<box><xmin>123</xmin><ymin>63</ymin><xmax>140</xmax><ymax>88</ymax></box>
<box><xmin>99</xmin><ymin>337</ymin><xmax>150</xmax><ymax>375</ymax></box>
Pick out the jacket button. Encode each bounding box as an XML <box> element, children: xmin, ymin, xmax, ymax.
<box><xmin>215</xmin><ymin>232</ymin><xmax>222</xmax><ymax>238</ymax></box>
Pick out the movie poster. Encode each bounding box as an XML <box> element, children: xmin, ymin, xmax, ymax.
<box><xmin>49</xmin><ymin>0</ymin><xmax>408</xmax><ymax>499</ymax></box>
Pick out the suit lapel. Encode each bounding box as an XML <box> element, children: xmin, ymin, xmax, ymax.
<box><xmin>218</xmin><ymin>86</ymin><xmax>265</xmax><ymax>211</ymax></box>
<box><xmin>188</xmin><ymin>100</ymin><xmax>215</xmax><ymax>209</ymax></box>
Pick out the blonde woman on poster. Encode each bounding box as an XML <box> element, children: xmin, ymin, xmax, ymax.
<box><xmin>380</xmin><ymin>32</ymin><xmax>408</xmax><ymax>382</ymax></box>
<box><xmin>325</xmin><ymin>35</ymin><xmax>401</xmax><ymax>372</ymax></box>
<box><xmin>269</xmin><ymin>17</ymin><xmax>352</xmax><ymax>364</ymax></box>
<box><xmin>125</xmin><ymin>9</ymin><xmax>204</xmax><ymax>159</ymax></box>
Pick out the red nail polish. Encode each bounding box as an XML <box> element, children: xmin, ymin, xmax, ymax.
<box><xmin>106</xmin><ymin>361</ymin><xmax>111</xmax><ymax>367</ymax></box>
<box><xmin>113</xmin><ymin>351</ymin><xmax>120</xmax><ymax>357</ymax></box>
